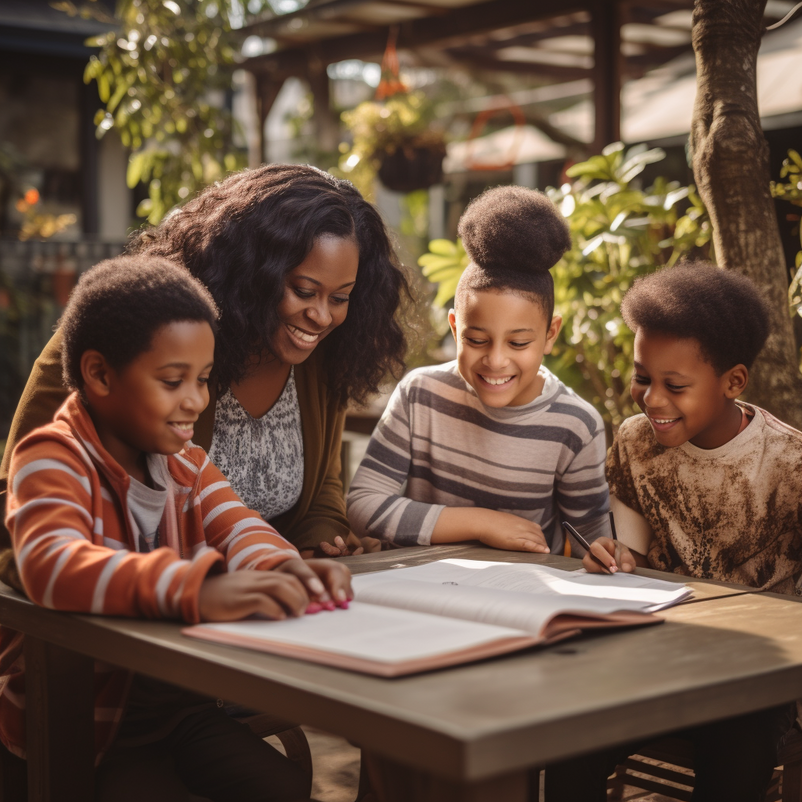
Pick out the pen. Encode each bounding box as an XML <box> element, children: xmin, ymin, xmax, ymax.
<box><xmin>562</xmin><ymin>521</ymin><xmax>616</xmax><ymax>574</ymax></box>
<box><xmin>609</xmin><ymin>510</ymin><xmax>618</xmax><ymax>541</ymax></box>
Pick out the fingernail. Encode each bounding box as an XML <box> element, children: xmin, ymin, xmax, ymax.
<box><xmin>308</xmin><ymin>578</ymin><xmax>325</xmax><ymax>595</ymax></box>
<box><xmin>610</xmin><ymin>566</ymin><xmax>618</xmax><ymax>573</ymax></box>
<box><xmin>334</xmin><ymin>588</ymin><xmax>347</xmax><ymax>601</ymax></box>
<box><xmin>336</xmin><ymin>599</ymin><xmax>350</xmax><ymax>610</ymax></box>
<box><xmin>305</xmin><ymin>603</ymin><xmax>323</xmax><ymax>614</ymax></box>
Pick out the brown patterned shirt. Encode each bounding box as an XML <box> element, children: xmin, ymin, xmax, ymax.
<box><xmin>607</xmin><ymin>404</ymin><xmax>802</xmax><ymax>595</ymax></box>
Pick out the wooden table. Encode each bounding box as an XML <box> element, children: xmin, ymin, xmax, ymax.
<box><xmin>3</xmin><ymin>544</ymin><xmax>802</xmax><ymax>802</ymax></box>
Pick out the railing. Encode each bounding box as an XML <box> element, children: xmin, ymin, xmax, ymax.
<box><xmin>0</xmin><ymin>239</ymin><xmax>127</xmax><ymax>442</ymax></box>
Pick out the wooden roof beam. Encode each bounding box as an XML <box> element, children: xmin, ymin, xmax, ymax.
<box><xmin>244</xmin><ymin>0</ymin><xmax>590</xmax><ymax>74</ymax></box>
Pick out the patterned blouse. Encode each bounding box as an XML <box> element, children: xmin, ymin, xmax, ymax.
<box><xmin>208</xmin><ymin>368</ymin><xmax>304</xmax><ymax>521</ymax></box>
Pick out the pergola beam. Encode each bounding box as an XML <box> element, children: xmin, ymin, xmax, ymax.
<box><xmin>244</xmin><ymin>0</ymin><xmax>589</xmax><ymax>74</ymax></box>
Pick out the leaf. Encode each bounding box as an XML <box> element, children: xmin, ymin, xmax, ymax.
<box><xmin>433</xmin><ymin>275</ymin><xmax>461</xmax><ymax>308</ymax></box>
<box><xmin>127</xmin><ymin>152</ymin><xmax>149</xmax><ymax>188</ymax></box>
<box><xmin>427</xmin><ymin>239</ymin><xmax>460</xmax><ymax>257</ymax></box>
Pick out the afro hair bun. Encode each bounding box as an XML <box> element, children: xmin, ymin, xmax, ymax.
<box><xmin>457</xmin><ymin>186</ymin><xmax>570</xmax><ymax>275</ymax></box>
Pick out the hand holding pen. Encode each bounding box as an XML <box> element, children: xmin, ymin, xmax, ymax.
<box><xmin>563</xmin><ymin>515</ymin><xmax>637</xmax><ymax>575</ymax></box>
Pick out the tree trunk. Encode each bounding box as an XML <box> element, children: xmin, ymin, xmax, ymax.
<box><xmin>690</xmin><ymin>0</ymin><xmax>802</xmax><ymax>428</ymax></box>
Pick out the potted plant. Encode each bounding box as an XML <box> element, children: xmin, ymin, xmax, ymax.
<box><xmin>338</xmin><ymin>92</ymin><xmax>446</xmax><ymax>197</ymax></box>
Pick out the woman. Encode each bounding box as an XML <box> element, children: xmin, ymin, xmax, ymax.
<box><xmin>0</xmin><ymin>164</ymin><xmax>409</xmax><ymax>573</ymax></box>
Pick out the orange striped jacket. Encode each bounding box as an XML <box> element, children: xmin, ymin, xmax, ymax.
<box><xmin>0</xmin><ymin>393</ymin><xmax>300</xmax><ymax>761</ymax></box>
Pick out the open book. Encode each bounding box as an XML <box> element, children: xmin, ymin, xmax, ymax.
<box><xmin>183</xmin><ymin>559</ymin><xmax>691</xmax><ymax>677</ymax></box>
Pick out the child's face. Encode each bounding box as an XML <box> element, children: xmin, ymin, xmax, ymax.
<box><xmin>272</xmin><ymin>235</ymin><xmax>359</xmax><ymax>364</ymax></box>
<box><xmin>87</xmin><ymin>321</ymin><xmax>215</xmax><ymax>476</ymax></box>
<box><xmin>448</xmin><ymin>290</ymin><xmax>561</xmax><ymax>408</ymax></box>
<box><xmin>631</xmin><ymin>329</ymin><xmax>746</xmax><ymax>450</ymax></box>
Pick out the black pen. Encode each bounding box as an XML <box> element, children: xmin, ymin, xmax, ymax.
<box><xmin>609</xmin><ymin>510</ymin><xmax>618</xmax><ymax>541</ymax></box>
<box><xmin>562</xmin><ymin>521</ymin><xmax>616</xmax><ymax>574</ymax></box>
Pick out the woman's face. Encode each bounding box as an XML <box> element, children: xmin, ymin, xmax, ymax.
<box><xmin>272</xmin><ymin>235</ymin><xmax>359</xmax><ymax>365</ymax></box>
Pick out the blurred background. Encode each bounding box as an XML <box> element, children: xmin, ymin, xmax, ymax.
<box><xmin>1</xmin><ymin>0</ymin><xmax>801</xmax><ymax>460</ymax></box>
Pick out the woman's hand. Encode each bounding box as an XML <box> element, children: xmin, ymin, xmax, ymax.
<box><xmin>276</xmin><ymin>557</ymin><xmax>353</xmax><ymax>604</ymax></box>
<box><xmin>316</xmin><ymin>534</ymin><xmax>382</xmax><ymax>558</ymax></box>
<box><xmin>198</xmin><ymin>570</ymin><xmax>310</xmax><ymax>622</ymax></box>
<box><xmin>583</xmin><ymin>538</ymin><xmax>638</xmax><ymax>574</ymax></box>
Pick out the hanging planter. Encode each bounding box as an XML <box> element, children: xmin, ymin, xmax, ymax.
<box><xmin>338</xmin><ymin>28</ymin><xmax>446</xmax><ymax>197</ymax></box>
<box><xmin>378</xmin><ymin>136</ymin><xmax>447</xmax><ymax>193</ymax></box>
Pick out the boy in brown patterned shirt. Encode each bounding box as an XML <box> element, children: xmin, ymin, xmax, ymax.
<box><xmin>546</xmin><ymin>262</ymin><xmax>801</xmax><ymax>802</ymax></box>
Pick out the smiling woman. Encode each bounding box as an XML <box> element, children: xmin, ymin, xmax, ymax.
<box><xmin>0</xmin><ymin>165</ymin><xmax>410</xmax><ymax>567</ymax></box>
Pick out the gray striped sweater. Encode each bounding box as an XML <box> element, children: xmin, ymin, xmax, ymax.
<box><xmin>347</xmin><ymin>361</ymin><xmax>610</xmax><ymax>552</ymax></box>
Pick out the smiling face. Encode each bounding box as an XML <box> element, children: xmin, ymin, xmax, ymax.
<box><xmin>630</xmin><ymin>329</ymin><xmax>747</xmax><ymax>450</ymax></box>
<box><xmin>83</xmin><ymin>320</ymin><xmax>215</xmax><ymax>479</ymax></box>
<box><xmin>271</xmin><ymin>235</ymin><xmax>359</xmax><ymax>365</ymax></box>
<box><xmin>448</xmin><ymin>289</ymin><xmax>561</xmax><ymax>408</ymax></box>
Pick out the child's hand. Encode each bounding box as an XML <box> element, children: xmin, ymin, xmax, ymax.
<box><xmin>478</xmin><ymin>512</ymin><xmax>550</xmax><ymax>553</ymax></box>
<box><xmin>276</xmin><ymin>557</ymin><xmax>353</xmax><ymax>605</ymax></box>
<box><xmin>198</xmin><ymin>570</ymin><xmax>310</xmax><ymax>622</ymax></box>
<box><xmin>583</xmin><ymin>538</ymin><xmax>637</xmax><ymax>574</ymax></box>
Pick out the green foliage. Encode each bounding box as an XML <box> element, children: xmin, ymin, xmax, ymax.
<box><xmin>420</xmin><ymin>142</ymin><xmax>712</xmax><ymax>432</ymax></box>
<box><xmin>66</xmin><ymin>0</ymin><xmax>250</xmax><ymax>224</ymax></box>
<box><xmin>337</xmin><ymin>92</ymin><xmax>444</xmax><ymax>199</ymax></box>
<box><xmin>772</xmin><ymin>149</ymin><xmax>802</xmax><ymax>321</ymax></box>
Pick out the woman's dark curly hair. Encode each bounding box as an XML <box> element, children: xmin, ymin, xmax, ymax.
<box><xmin>455</xmin><ymin>185</ymin><xmax>571</xmax><ymax>320</ymax></box>
<box><xmin>622</xmin><ymin>261</ymin><xmax>771</xmax><ymax>374</ymax></box>
<box><xmin>60</xmin><ymin>255</ymin><xmax>219</xmax><ymax>392</ymax></box>
<box><xmin>127</xmin><ymin>164</ymin><xmax>409</xmax><ymax>405</ymax></box>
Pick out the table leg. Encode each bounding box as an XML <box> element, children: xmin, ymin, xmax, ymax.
<box><xmin>24</xmin><ymin>636</ymin><xmax>95</xmax><ymax>802</ymax></box>
<box><xmin>363</xmin><ymin>752</ymin><xmax>529</xmax><ymax>802</ymax></box>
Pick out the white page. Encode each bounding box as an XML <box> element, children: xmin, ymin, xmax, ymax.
<box><xmin>353</xmin><ymin>559</ymin><xmax>690</xmax><ymax>616</ymax></box>
<box><xmin>352</xmin><ymin>577</ymin><xmax>658</xmax><ymax>635</ymax></box>
<box><xmin>192</xmin><ymin>601</ymin><xmax>530</xmax><ymax>663</ymax></box>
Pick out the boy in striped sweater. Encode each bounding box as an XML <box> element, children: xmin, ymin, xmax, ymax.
<box><xmin>0</xmin><ymin>256</ymin><xmax>351</xmax><ymax>801</ymax></box>
<box><xmin>347</xmin><ymin>186</ymin><xmax>610</xmax><ymax>554</ymax></box>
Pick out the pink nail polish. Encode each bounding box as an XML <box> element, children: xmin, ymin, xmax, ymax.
<box><xmin>336</xmin><ymin>599</ymin><xmax>350</xmax><ymax>610</ymax></box>
<box><xmin>305</xmin><ymin>602</ymin><xmax>323</xmax><ymax>614</ymax></box>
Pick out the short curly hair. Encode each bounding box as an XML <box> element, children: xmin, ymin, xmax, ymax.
<box><xmin>455</xmin><ymin>185</ymin><xmax>571</xmax><ymax>319</ymax></box>
<box><xmin>621</xmin><ymin>261</ymin><xmax>771</xmax><ymax>373</ymax></box>
<box><xmin>127</xmin><ymin>164</ymin><xmax>409</xmax><ymax>405</ymax></box>
<box><xmin>60</xmin><ymin>255</ymin><xmax>219</xmax><ymax>391</ymax></box>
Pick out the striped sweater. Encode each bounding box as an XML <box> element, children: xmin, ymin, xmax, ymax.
<box><xmin>0</xmin><ymin>393</ymin><xmax>300</xmax><ymax>761</ymax></box>
<box><xmin>347</xmin><ymin>361</ymin><xmax>610</xmax><ymax>552</ymax></box>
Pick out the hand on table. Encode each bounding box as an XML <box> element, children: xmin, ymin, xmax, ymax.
<box><xmin>198</xmin><ymin>570</ymin><xmax>311</xmax><ymax>622</ymax></box>
<box><xmin>477</xmin><ymin>511</ymin><xmax>550</xmax><ymax>553</ymax></box>
<box><xmin>317</xmin><ymin>534</ymin><xmax>382</xmax><ymax>558</ymax></box>
<box><xmin>583</xmin><ymin>537</ymin><xmax>638</xmax><ymax>574</ymax></box>
<box><xmin>276</xmin><ymin>557</ymin><xmax>353</xmax><ymax>605</ymax></box>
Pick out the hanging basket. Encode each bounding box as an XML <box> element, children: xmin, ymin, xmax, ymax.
<box><xmin>464</xmin><ymin>100</ymin><xmax>526</xmax><ymax>172</ymax></box>
<box><xmin>378</xmin><ymin>140</ymin><xmax>447</xmax><ymax>193</ymax></box>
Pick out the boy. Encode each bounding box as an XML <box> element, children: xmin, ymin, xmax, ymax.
<box><xmin>547</xmin><ymin>261</ymin><xmax>801</xmax><ymax>802</ymax></box>
<box><xmin>0</xmin><ymin>256</ymin><xmax>351</xmax><ymax>802</ymax></box>
<box><xmin>347</xmin><ymin>186</ymin><xmax>610</xmax><ymax>554</ymax></box>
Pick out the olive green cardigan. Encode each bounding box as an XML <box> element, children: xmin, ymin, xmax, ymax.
<box><xmin>0</xmin><ymin>330</ymin><xmax>351</xmax><ymax>561</ymax></box>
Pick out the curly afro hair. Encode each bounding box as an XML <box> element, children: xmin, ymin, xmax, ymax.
<box><xmin>127</xmin><ymin>164</ymin><xmax>410</xmax><ymax>406</ymax></box>
<box><xmin>455</xmin><ymin>185</ymin><xmax>571</xmax><ymax>319</ymax></box>
<box><xmin>60</xmin><ymin>255</ymin><xmax>219</xmax><ymax>392</ymax></box>
<box><xmin>621</xmin><ymin>261</ymin><xmax>771</xmax><ymax>374</ymax></box>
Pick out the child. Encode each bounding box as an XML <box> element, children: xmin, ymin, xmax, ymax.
<box><xmin>347</xmin><ymin>186</ymin><xmax>610</xmax><ymax>554</ymax></box>
<box><xmin>546</xmin><ymin>261</ymin><xmax>800</xmax><ymax>802</ymax></box>
<box><xmin>0</xmin><ymin>255</ymin><xmax>352</xmax><ymax>802</ymax></box>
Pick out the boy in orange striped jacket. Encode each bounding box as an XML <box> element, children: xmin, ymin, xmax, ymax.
<box><xmin>0</xmin><ymin>256</ymin><xmax>351</xmax><ymax>801</ymax></box>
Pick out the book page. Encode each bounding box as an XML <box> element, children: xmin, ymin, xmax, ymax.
<box><xmin>352</xmin><ymin>559</ymin><xmax>690</xmax><ymax>630</ymax></box>
<box><xmin>352</xmin><ymin>576</ymin><xmax>657</xmax><ymax>635</ymax></box>
<box><xmin>186</xmin><ymin>601</ymin><xmax>535</xmax><ymax>664</ymax></box>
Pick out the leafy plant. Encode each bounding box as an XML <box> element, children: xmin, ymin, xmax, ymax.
<box><xmin>772</xmin><ymin>149</ymin><xmax>802</xmax><ymax>323</ymax></box>
<box><xmin>337</xmin><ymin>92</ymin><xmax>445</xmax><ymax>199</ymax></box>
<box><xmin>59</xmin><ymin>0</ymin><xmax>251</xmax><ymax>224</ymax></box>
<box><xmin>419</xmin><ymin>142</ymin><xmax>712</xmax><ymax>433</ymax></box>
